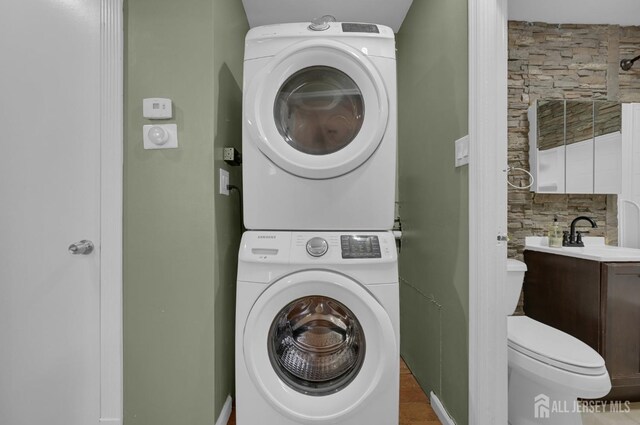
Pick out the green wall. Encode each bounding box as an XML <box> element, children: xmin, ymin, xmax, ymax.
<box><xmin>124</xmin><ymin>0</ymin><xmax>247</xmax><ymax>423</ymax></box>
<box><xmin>396</xmin><ymin>0</ymin><xmax>469</xmax><ymax>423</ymax></box>
<box><xmin>212</xmin><ymin>0</ymin><xmax>248</xmax><ymax>416</ymax></box>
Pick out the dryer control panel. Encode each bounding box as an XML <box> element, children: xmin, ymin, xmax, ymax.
<box><xmin>341</xmin><ymin>23</ymin><xmax>380</xmax><ymax>33</ymax></box>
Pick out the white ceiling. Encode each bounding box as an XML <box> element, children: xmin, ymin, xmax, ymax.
<box><xmin>241</xmin><ymin>0</ymin><xmax>413</xmax><ymax>33</ymax></box>
<box><xmin>509</xmin><ymin>0</ymin><xmax>640</xmax><ymax>25</ymax></box>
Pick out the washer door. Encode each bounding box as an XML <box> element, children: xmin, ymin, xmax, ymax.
<box><xmin>243</xmin><ymin>270</ymin><xmax>397</xmax><ymax>423</ymax></box>
<box><xmin>245</xmin><ymin>39</ymin><xmax>389</xmax><ymax>179</ymax></box>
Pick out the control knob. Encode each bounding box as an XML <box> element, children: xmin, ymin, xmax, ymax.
<box><xmin>306</xmin><ymin>237</ymin><xmax>328</xmax><ymax>257</ymax></box>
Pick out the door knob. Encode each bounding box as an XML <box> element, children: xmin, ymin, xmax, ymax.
<box><xmin>68</xmin><ymin>240</ymin><xmax>94</xmax><ymax>255</ymax></box>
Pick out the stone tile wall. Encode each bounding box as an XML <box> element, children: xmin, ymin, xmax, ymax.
<box><xmin>508</xmin><ymin>22</ymin><xmax>640</xmax><ymax>261</ymax></box>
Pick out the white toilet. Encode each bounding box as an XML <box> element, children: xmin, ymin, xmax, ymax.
<box><xmin>506</xmin><ymin>259</ymin><xmax>611</xmax><ymax>425</ymax></box>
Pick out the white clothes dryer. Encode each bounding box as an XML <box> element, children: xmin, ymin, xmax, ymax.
<box><xmin>235</xmin><ymin>231</ymin><xmax>399</xmax><ymax>425</ymax></box>
<box><xmin>242</xmin><ymin>22</ymin><xmax>397</xmax><ymax>231</ymax></box>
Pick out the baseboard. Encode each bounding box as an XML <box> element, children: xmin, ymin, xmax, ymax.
<box><xmin>430</xmin><ymin>392</ymin><xmax>456</xmax><ymax>425</ymax></box>
<box><xmin>215</xmin><ymin>395</ymin><xmax>233</xmax><ymax>425</ymax></box>
<box><xmin>99</xmin><ymin>419</ymin><xmax>122</xmax><ymax>425</ymax></box>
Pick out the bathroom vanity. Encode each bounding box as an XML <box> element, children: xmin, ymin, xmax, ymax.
<box><xmin>523</xmin><ymin>239</ymin><xmax>640</xmax><ymax>401</ymax></box>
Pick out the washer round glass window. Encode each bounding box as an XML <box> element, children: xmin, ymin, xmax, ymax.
<box><xmin>268</xmin><ymin>296</ymin><xmax>366</xmax><ymax>396</ymax></box>
<box><xmin>274</xmin><ymin>66</ymin><xmax>365</xmax><ymax>155</ymax></box>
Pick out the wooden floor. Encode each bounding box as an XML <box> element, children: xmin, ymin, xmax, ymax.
<box><xmin>399</xmin><ymin>358</ymin><xmax>442</xmax><ymax>424</ymax></box>
<box><xmin>228</xmin><ymin>358</ymin><xmax>441</xmax><ymax>425</ymax></box>
<box><xmin>582</xmin><ymin>402</ymin><xmax>640</xmax><ymax>425</ymax></box>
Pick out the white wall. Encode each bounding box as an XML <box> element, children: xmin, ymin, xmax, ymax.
<box><xmin>508</xmin><ymin>0</ymin><xmax>640</xmax><ymax>25</ymax></box>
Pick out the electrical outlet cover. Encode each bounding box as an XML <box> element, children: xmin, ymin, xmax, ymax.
<box><xmin>219</xmin><ymin>168</ymin><xmax>230</xmax><ymax>196</ymax></box>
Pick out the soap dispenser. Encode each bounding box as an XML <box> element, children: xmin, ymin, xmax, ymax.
<box><xmin>548</xmin><ymin>216</ymin><xmax>563</xmax><ymax>247</ymax></box>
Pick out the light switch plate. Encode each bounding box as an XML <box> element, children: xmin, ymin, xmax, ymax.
<box><xmin>143</xmin><ymin>124</ymin><xmax>178</xmax><ymax>150</ymax></box>
<box><xmin>455</xmin><ymin>135</ymin><xmax>470</xmax><ymax>167</ymax></box>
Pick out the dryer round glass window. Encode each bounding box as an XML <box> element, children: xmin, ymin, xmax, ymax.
<box><xmin>268</xmin><ymin>295</ymin><xmax>366</xmax><ymax>396</ymax></box>
<box><xmin>274</xmin><ymin>66</ymin><xmax>365</xmax><ymax>155</ymax></box>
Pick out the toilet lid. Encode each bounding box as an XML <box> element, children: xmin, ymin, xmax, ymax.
<box><xmin>507</xmin><ymin>316</ymin><xmax>607</xmax><ymax>376</ymax></box>
<box><xmin>507</xmin><ymin>259</ymin><xmax>527</xmax><ymax>272</ymax></box>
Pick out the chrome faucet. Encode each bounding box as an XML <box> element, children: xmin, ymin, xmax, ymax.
<box><xmin>563</xmin><ymin>216</ymin><xmax>598</xmax><ymax>247</ymax></box>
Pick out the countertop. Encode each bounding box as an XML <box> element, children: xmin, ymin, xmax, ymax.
<box><xmin>525</xmin><ymin>237</ymin><xmax>640</xmax><ymax>262</ymax></box>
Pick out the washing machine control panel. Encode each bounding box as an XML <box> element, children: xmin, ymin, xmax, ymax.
<box><xmin>240</xmin><ymin>232</ymin><xmax>396</xmax><ymax>265</ymax></box>
<box><xmin>340</xmin><ymin>235</ymin><xmax>382</xmax><ymax>259</ymax></box>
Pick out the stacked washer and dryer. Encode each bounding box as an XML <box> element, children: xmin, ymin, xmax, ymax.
<box><xmin>235</xmin><ymin>21</ymin><xmax>400</xmax><ymax>425</ymax></box>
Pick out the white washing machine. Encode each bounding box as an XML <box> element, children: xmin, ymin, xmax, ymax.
<box><xmin>235</xmin><ymin>231</ymin><xmax>399</xmax><ymax>425</ymax></box>
<box><xmin>242</xmin><ymin>22</ymin><xmax>397</xmax><ymax>231</ymax></box>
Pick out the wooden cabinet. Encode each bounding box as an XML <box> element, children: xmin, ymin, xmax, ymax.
<box><xmin>523</xmin><ymin>251</ymin><xmax>640</xmax><ymax>401</ymax></box>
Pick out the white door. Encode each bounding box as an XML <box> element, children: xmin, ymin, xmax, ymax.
<box><xmin>0</xmin><ymin>1</ymin><xmax>102</xmax><ymax>424</ymax></box>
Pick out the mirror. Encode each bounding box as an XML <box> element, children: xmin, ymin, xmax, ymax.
<box><xmin>534</xmin><ymin>100</ymin><xmax>566</xmax><ymax>192</ymax></box>
<box><xmin>565</xmin><ymin>101</ymin><xmax>594</xmax><ymax>193</ymax></box>
<box><xmin>529</xmin><ymin>99</ymin><xmax>622</xmax><ymax>194</ymax></box>
<box><xmin>594</xmin><ymin>102</ymin><xmax>622</xmax><ymax>193</ymax></box>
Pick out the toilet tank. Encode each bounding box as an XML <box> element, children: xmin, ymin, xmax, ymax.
<box><xmin>506</xmin><ymin>259</ymin><xmax>527</xmax><ymax>315</ymax></box>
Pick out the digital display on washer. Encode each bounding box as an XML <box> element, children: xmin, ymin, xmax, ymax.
<box><xmin>341</xmin><ymin>235</ymin><xmax>381</xmax><ymax>259</ymax></box>
<box><xmin>341</xmin><ymin>23</ymin><xmax>380</xmax><ymax>34</ymax></box>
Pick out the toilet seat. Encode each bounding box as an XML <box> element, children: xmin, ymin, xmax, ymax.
<box><xmin>507</xmin><ymin>316</ymin><xmax>606</xmax><ymax>376</ymax></box>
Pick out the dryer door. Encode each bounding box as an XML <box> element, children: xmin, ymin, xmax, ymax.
<box><xmin>245</xmin><ymin>39</ymin><xmax>389</xmax><ymax>179</ymax></box>
<box><xmin>242</xmin><ymin>270</ymin><xmax>397</xmax><ymax>423</ymax></box>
